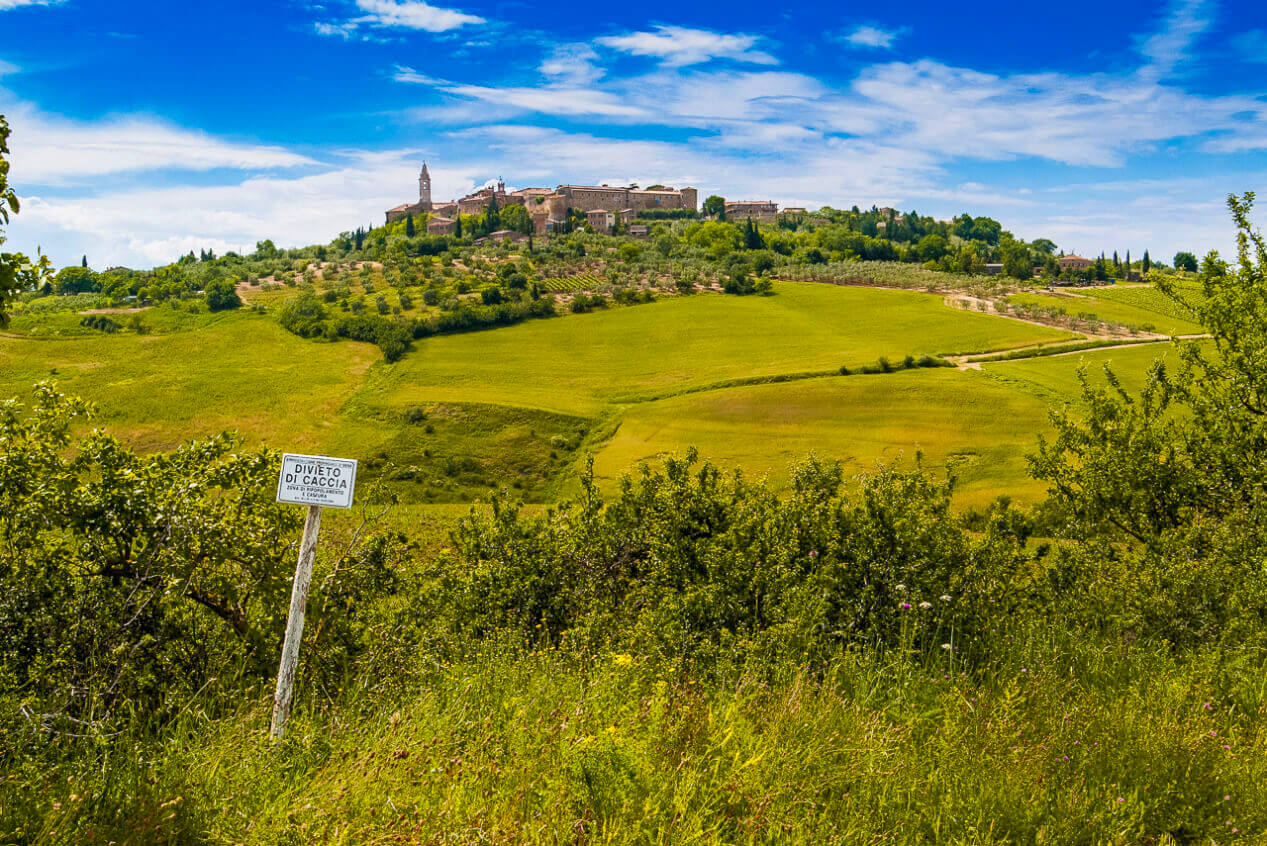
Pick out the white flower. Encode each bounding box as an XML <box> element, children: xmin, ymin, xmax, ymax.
<box><xmin>918</xmin><ymin>601</ymin><xmax>932</xmax><ymax>610</ymax></box>
<box><xmin>941</xmin><ymin>643</ymin><xmax>952</xmax><ymax>650</ymax></box>
<box><xmin>895</xmin><ymin>584</ymin><xmax>907</xmax><ymax>592</ymax></box>
<box><xmin>940</xmin><ymin>594</ymin><xmax>952</xmax><ymax>602</ymax></box>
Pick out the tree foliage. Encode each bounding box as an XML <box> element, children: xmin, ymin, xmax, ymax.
<box><xmin>1032</xmin><ymin>193</ymin><xmax>1267</xmax><ymax>647</ymax></box>
<box><xmin>0</xmin><ymin>115</ymin><xmax>52</xmax><ymax>327</ymax></box>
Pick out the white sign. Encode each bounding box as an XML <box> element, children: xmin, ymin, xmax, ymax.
<box><xmin>276</xmin><ymin>453</ymin><xmax>358</xmax><ymax>509</ymax></box>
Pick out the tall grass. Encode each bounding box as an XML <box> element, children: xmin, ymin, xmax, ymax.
<box><xmin>6</xmin><ymin>628</ymin><xmax>1263</xmax><ymax>844</ymax></box>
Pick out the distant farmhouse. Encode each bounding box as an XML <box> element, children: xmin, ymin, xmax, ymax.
<box><xmin>1057</xmin><ymin>255</ymin><xmax>1094</xmax><ymax>271</ymax></box>
<box><xmin>724</xmin><ymin>200</ymin><xmax>778</xmax><ymax>223</ymax></box>
<box><xmin>385</xmin><ymin>163</ymin><xmax>699</xmax><ymax>235</ymax></box>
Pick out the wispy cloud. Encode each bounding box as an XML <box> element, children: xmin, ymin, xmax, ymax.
<box><xmin>540</xmin><ymin>43</ymin><xmax>603</xmax><ymax>85</ymax></box>
<box><xmin>4</xmin><ymin>105</ymin><xmax>317</xmax><ymax>184</ymax></box>
<box><xmin>839</xmin><ymin>24</ymin><xmax>904</xmax><ymax>50</ymax></box>
<box><xmin>596</xmin><ymin>26</ymin><xmax>776</xmax><ymax>67</ymax></box>
<box><xmin>313</xmin><ymin>0</ymin><xmax>484</xmax><ymax>39</ymax></box>
<box><xmin>351</xmin><ymin>0</ymin><xmax>484</xmax><ymax>31</ymax></box>
<box><xmin>1136</xmin><ymin>0</ymin><xmax>1213</xmax><ymax>77</ymax></box>
<box><xmin>0</xmin><ymin>0</ymin><xmax>65</xmax><ymax>10</ymax></box>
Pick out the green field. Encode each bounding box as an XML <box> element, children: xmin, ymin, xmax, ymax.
<box><xmin>357</xmin><ymin>283</ymin><xmax>1076</xmax><ymax>417</ymax></box>
<box><xmin>588</xmin><ymin>343</ymin><xmax>1179</xmax><ymax>507</ymax></box>
<box><xmin>0</xmin><ymin>311</ymin><xmax>378</xmax><ymax>452</ymax></box>
<box><xmin>1</xmin><ymin>280</ymin><xmax>1154</xmax><ymax>507</ymax></box>
<box><xmin>1008</xmin><ymin>284</ymin><xmax>1205</xmax><ymax>336</ymax></box>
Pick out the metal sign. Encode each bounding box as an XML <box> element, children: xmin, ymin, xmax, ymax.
<box><xmin>276</xmin><ymin>453</ymin><xmax>358</xmax><ymax>510</ymax></box>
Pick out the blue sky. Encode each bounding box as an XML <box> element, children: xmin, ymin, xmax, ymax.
<box><xmin>1</xmin><ymin>0</ymin><xmax>1265</xmax><ymax>268</ymax></box>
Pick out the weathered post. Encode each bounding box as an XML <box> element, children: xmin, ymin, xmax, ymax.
<box><xmin>270</xmin><ymin>503</ymin><xmax>321</xmax><ymax>740</ymax></box>
<box><xmin>270</xmin><ymin>453</ymin><xmax>358</xmax><ymax>741</ymax></box>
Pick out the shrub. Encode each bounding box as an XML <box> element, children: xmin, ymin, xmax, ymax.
<box><xmin>79</xmin><ymin>314</ymin><xmax>120</xmax><ymax>333</ymax></box>
<box><xmin>204</xmin><ymin>279</ymin><xmax>242</xmax><ymax>311</ymax></box>
<box><xmin>0</xmin><ymin>384</ymin><xmax>405</xmax><ymax>726</ymax></box>
<box><xmin>278</xmin><ymin>293</ymin><xmax>328</xmax><ymax>338</ymax></box>
<box><xmin>444</xmin><ymin>452</ymin><xmax>1033</xmax><ymax>663</ymax></box>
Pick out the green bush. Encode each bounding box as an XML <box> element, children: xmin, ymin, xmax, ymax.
<box><xmin>204</xmin><ymin>279</ymin><xmax>241</xmax><ymax>311</ymax></box>
<box><xmin>443</xmin><ymin>452</ymin><xmax>1033</xmax><ymax>663</ymax></box>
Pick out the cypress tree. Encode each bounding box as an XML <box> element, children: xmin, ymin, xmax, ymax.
<box><xmin>1143</xmin><ymin>250</ymin><xmax>1151</xmax><ymax>273</ymax></box>
<box><xmin>405</xmin><ymin>212</ymin><xmax>415</xmax><ymax>237</ymax></box>
<box><xmin>81</xmin><ymin>255</ymin><xmax>87</xmax><ymax>268</ymax></box>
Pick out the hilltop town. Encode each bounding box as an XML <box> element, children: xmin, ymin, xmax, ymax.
<box><xmin>386</xmin><ymin>163</ymin><xmax>783</xmax><ymax>236</ymax></box>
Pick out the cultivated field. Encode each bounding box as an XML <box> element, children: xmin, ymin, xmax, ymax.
<box><xmin>1</xmin><ymin>280</ymin><xmax>1171</xmax><ymax>507</ymax></box>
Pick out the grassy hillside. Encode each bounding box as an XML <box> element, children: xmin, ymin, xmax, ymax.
<box><xmin>1007</xmin><ymin>283</ymin><xmax>1206</xmax><ymax>336</ymax></box>
<box><xmin>356</xmin><ymin>283</ymin><xmax>1075</xmax><ymax>417</ymax></box>
<box><xmin>0</xmin><ymin>311</ymin><xmax>378</xmax><ymax>452</ymax></box>
<box><xmin>3</xmin><ymin>280</ymin><xmax>1171</xmax><ymax>507</ymax></box>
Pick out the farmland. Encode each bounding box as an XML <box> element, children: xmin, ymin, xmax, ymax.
<box><xmin>1</xmin><ymin>277</ymin><xmax>1170</xmax><ymax>509</ymax></box>
<box><xmin>1006</xmin><ymin>281</ymin><xmax>1206</xmax><ymax>336</ymax></box>
<box><xmin>5</xmin><ymin>214</ymin><xmax>1262</xmax><ymax>846</ymax></box>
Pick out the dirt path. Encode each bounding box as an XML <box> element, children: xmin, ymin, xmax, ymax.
<box><xmin>80</xmin><ymin>306</ymin><xmax>152</xmax><ymax>315</ymax></box>
<box><xmin>946</xmin><ymin>333</ymin><xmax>1211</xmax><ymax>370</ymax></box>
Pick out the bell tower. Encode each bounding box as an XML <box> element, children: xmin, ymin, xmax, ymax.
<box><xmin>418</xmin><ymin>162</ymin><xmax>432</xmax><ymax>211</ymax></box>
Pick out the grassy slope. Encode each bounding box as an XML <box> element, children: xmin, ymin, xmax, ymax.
<box><xmin>0</xmin><ymin>311</ymin><xmax>378</xmax><ymax>453</ymax></box>
<box><xmin>984</xmin><ymin>341</ymin><xmax>1180</xmax><ymax>405</ymax></box>
<box><xmin>591</xmin><ymin>368</ymin><xmax>1054</xmax><ymax>507</ymax></box>
<box><xmin>588</xmin><ymin>343</ymin><xmax>1177</xmax><ymax>508</ymax></box>
<box><xmin>1</xmin><ymin>282</ymin><xmax>1109</xmax><ymax>507</ymax></box>
<box><xmin>356</xmin><ymin>283</ymin><xmax>1076</xmax><ymax>417</ymax></box>
<box><xmin>1009</xmin><ymin>286</ymin><xmax>1205</xmax><ymax>335</ymax></box>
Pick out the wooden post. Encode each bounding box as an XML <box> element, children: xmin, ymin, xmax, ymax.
<box><xmin>270</xmin><ymin>503</ymin><xmax>322</xmax><ymax>741</ymax></box>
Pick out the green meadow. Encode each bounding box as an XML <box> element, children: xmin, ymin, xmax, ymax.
<box><xmin>0</xmin><ymin>280</ymin><xmax>1173</xmax><ymax>508</ymax></box>
<box><xmin>1008</xmin><ymin>283</ymin><xmax>1206</xmax><ymax>336</ymax></box>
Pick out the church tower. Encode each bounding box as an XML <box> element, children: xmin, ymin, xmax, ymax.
<box><xmin>418</xmin><ymin>162</ymin><xmax>432</xmax><ymax>211</ymax></box>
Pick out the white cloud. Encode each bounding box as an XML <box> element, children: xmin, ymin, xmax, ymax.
<box><xmin>393</xmin><ymin>65</ymin><xmax>441</xmax><ymax>85</ymax></box>
<box><xmin>596</xmin><ymin>26</ymin><xmax>776</xmax><ymax>67</ymax></box>
<box><xmin>440</xmin><ymin>84</ymin><xmax>648</xmax><ymax>118</ymax></box>
<box><xmin>0</xmin><ymin>59</ymin><xmax>19</xmax><ymax>77</ymax></box>
<box><xmin>841</xmin><ymin>25</ymin><xmax>903</xmax><ymax>50</ymax></box>
<box><xmin>845</xmin><ymin>59</ymin><xmax>1263</xmax><ymax>167</ymax></box>
<box><xmin>313</xmin><ymin>21</ymin><xmax>357</xmax><ymax>39</ymax></box>
<box><xmin>0</xmin><ymin>0</ymin><xmax>64</xmax><ymax>9</ymax></box>
<box><xmin>540</xmin><ymin>43</ymin><xmax>603</xmax><ymax>86</ymax></box>
<box><xmin>5</xmin><ymin>6</ymin><xmax>1264</xmax><ymax>268</ymax></box>
<box><xmin>1136</xmin><ymin>0</ymin><xmax>1213</xmax><ymax>77</ymax></box>
<box><xmin>3</xmin><ymin>105</ymin><xmax>317</xmax><ymax>184</ymax></box>
<box><xmin>350</xmin><ymin>0</ymin><xmax>484</xmax><ymax>32</ymax></box>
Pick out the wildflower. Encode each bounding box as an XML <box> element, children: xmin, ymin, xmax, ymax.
<box><xmin>809</xmin><ymin>550</ymin><xmax>818</xmax><ymax>558</ymax></box>
<box><xmin>900</xmin><ymin>602</ymin><xmax>911</xmax><ymax>609</ymax></box>
<box><xmin>612</xmin><ymin>654</ymin><xmax>633</xmax><ymax>667</ymax></box>
<box><xmin>941</xmin><ymin>643</ymin><xmax>952</xmax><ymax>650</ymax></box>
<box><xmin>919</xmin><ymin>601</ymin><xmax>932</xmax><ymax>610</ymax></box>
<box><xmin>1020</xmin><ymin>668</ymin><xmax>1027</xmax><ymax>673</ymax></box>
<box><xmin>940</xmin><ymin>594</ymin><xmax>952</xmax><ymax>602</ymax></box>
<box><xmin>1116</xmin><ymin>798</ymin><xmax>1124</xmax><ymax>803</ymax></box>
<box><xmin>896</xmin><ymin>584</ymin><xmax>907</xmax><ymax>592</ymax></box>
<box><xmin>1225</xmin><ymin>795</ymin><xmax>1231</xmax><ymax>801</ymax></box>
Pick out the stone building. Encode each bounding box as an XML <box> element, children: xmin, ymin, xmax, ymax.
<box><xmin>386</xmin><ymin>167</ymin><xmax>699</xmax><ymax>235</ymax></box>
<box><xmin>725</xmin><ymin>200</ymin><xmax>779</xmax><ymax>223</ymax></box>
<box><xmin>426</xmin><ymin>216</ymin><xmax>457</xmax><ymax>235</ymax></box>
<box><xmin>586</xmin><ymin>209</ymin><xmax>616</xmax><ymax>235</ymax></box>
<box><xmin>385</xmin><ymin>162</ymin><xmax>433</xmax><ymax>224</ymax></box>
<box><xmin>1057</xmin><ymin>255</ymin><xmax>1094</xmax><ymax>271</ymax></box>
